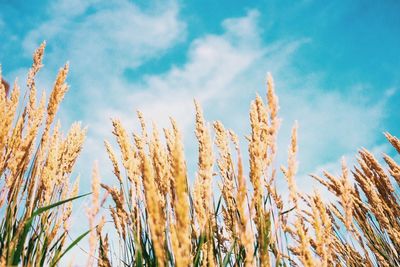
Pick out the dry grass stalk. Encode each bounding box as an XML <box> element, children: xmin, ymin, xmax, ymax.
<box><xmin>150</xmin><ymin>124</ymin><xmax>169</xmax><ymax>211</ymax></box>
<box><xmin>282</xmin><ymin>123</ymin><xmax>299</xmax><ymax>207</ymax></box>
<box><xmin>0</xmin><ymin>43</ymin><xmax>87</xmax><ymax>266</ymax></box>
<box><xmin>193</xmin><ymin>101</ymin><xmax>214</xmax><ymax>231</ymax></box>
<box><xmin>140</xmin><ymin>139</ymin><xmax>167</xmax><ymax>266</ymax></box>
<box><xmin>95</xmin><ymin>71</ymin><xmax>400</xmax><ymax>267</ymax></box>
<box><xmin>86</xmin><ymin>163</ymin><xmax>102</xmax><ymax>266</ymax></box>
<box><xmin>214</xmin><ymin>121</ymin><xmax>236</xmax><ymax>240</ymax></box>
<box><xmin>232</xmin><ymin>132</ymin><xmax>255</xmax><ymax>267</ymax></box>
<box><xmin>169</xmin><ymin>119</ymin><xmax>192</xmax><ymax>266</ymax></box>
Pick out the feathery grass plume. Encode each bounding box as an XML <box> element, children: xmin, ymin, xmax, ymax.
<box><xmin>168</xmin><ymin>118</ymin><xmax>192</xmax><ymax>267</ymax></box>
<box><xmin>383</xmin><ymin>152</ymin><xmax>400</xmax><ymax>185</ymax></box>
<box><xmin>385</xmin><ymin>132</ymin><xmax>400</xmax><ymax>154</ymax></box>
<box><xmin>231</xmin><ymin>131</ymin><xmax>255</xmax><ymax>267</ymax></box>
<box><xmin>99</xmin><ymin>115</ymin><xmax>191</xmax><ymax>266</ymax></box>
<box><xmin>281</xmin><ymin>122</ymin><xmax>299</xmax><ymax>207</ymax></box>
<box><xmin>306</xmin><ymin>192</ymin><xmax>333</xmax><ymax>267</ymax></box>
<box><xmin>0</xmin><ymin>80</ymin><xmax>21</xmax><ymax>166</ymax></box>
<box><xmin>104</xmin><ymin>140</ymin><xmax>122</xmax><ymax>183</ymax></box>
<box><xmin>63</xmin><ymin>175</ymin><xmax>80</xmax><ymax>231</ymax></box>
<box><xmin>45</xmin><ymin>63</ymin><xmax>69</xmax><ymax>129</ymax></box>
<box><xmin>213</xmin><ymin>121</ymin><xmax>237</xmax><ymax>241</ymax></box>
<box><xmin>111</xmin><ymin>119</ymin><xmax>132</xmax><ymax>167</ymax></box>
<box><xmin>1</xmin><ymin>77</ymin><xmax>10</xmax><ymax>97</ymax></box>
<box><xmin>137</xmin><ymin>110</ymin><xmax>148</xmax><ymax>141</ymax></box>
<box><xmin>59</xmin><ymin>122</ymin><xmax>87</xmax><ymax>177</ymax></box>
<box><xmin>111</xmin><ymin>119</ymin><xmax>140</xmax><ymax>195</ymax></box>
<box><xmin>263</xmin><ymin>74</ymin><xmax>289</xmax><ymax>266</ymax></box>
<box><xmin>291</xmin><ymin>217</ymin><xmax>314</xmax><ymax>267</ymax></box>
<box><xmin>86</xmin><ymin>163</ymin><xmax>102</xmax><ymax>266</ymax></box>
<box><xmin>163</xmin><ymin>127</ymin><xmax>176</xmax><ymax>203</ymax></box>
<box><xmin>248</xmin><ymin>94</ymin><xmax>272</xmax><ymax>266</ymax></box>
<box><xmin>265</xmin><ymin>73</ymin><xmax>280</xmax><ymax>169</ymax></box>
<box><xmin>0</xmin><ymin>69</ymin><xmax>5</xmax><ymax>102</ymax></box>
<box><xmin>39</xmin><ymin>63</ymin><xmax>69</xmax><ymax>157</ymax></box>
<box><xmin>95</xmin><ymin>70</ymin><xmax>400</xmax><ymax>267</ymax></box>
<box><xmin>39</xmin><ymin>121</ymin><xmax>61</xmax><ymax>204</ymax></box>
<box><xmin>97</xmin><ymin>217</ymin><xmax>112</xmax><ymax>267</ymax></box>
<box><xmin>111</xmin><ymin>118</ymin><xmax>143</xmax><ymax>243</ymax></box>
<box><xmin>0</xmin><ymin>43</ymin><xmax>89</xmax><ymax>266</ymax></box>
<box><xmin>311</xmin><ymin>132</ymin><xmax>400</xmax><ymax>266</ymax></box>
<box><xmin>150</xmin><ymin>123</ymin><xmax>169</xmax><ymax>210</ymax></box>
<box><xmin>252</xmin><ymin>83</ymin><xmax>283</xmax><ymax>264</ymax></box>
<box><xmin>193</xmin><ymin>101</ymin><xmax>216</xmax><ymax>266</ymax></box>
<box><xmin>246</xmin><ymin>74</ymin><xmax>285</xmax><ymax>266</ymax></box>
<box><xmin>100</xmin><ymin>184</ymin><xmax>128</xmax><ymax>239</ymax></box>
<box><xmin>140</xmin><ymin>135</ymin><xmax>167</xmax><ymax>266</ymax></box>
<box><xmin>339</xmin><ymin>159</ymin><xmax>353</xmax><ymax>231</ymax></box>
<box><xmin>102</xmin><ymin>119</ymin><xmax>143</xmax><ymax>264</ymax></box>
<box><xmin>27</xmin><ymin>41</ymin><xmax>45</xmax><ymax>90</ymax></box>
<box><xmin>282</xmin><ymin>123</ymin><xmax>314</xmax><ymax>267</ymax></box>
<box><xmin>193</xmin><ymin>100</ymin><xmax>214</xmax><ymax>231</ymax></box>
<box><xmin>248</xmin><ymin>94</ymin><xmax>266</xmax><ymax>208</ymax></box>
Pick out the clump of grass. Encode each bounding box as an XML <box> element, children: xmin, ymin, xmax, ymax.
<box><xmin>4</xmin><ymin>43</ymin><xmax>398</xmax><ymax>267</ymax></box>
<box><xmin>96</xmin><ymin>71</ymin><xmax>400</xmax><ymax>267</ymax></box>
<box><xmin>0</xmin><ymin>43</ymin><xmax>89</xmax><ymax>266</ymax></box>
<box><xmin>311</xmin><ymin>133</ymin><xmax>400</xmax><ymax>266</ymax></box>
<box><xmin>95</xmin><ymin>74</ymin><xmax>295</xmax><ymax>266</ymax></box>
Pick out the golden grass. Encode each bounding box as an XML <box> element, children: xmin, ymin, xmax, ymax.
<box><xmin>0</xmin><ymin>43</ymin><xmax>88</xmax><ymax>266</ymax></box>
<box><xmin>96</xmin><ymin>70</ymin><xmax>400</xmax><ymax>266</ymax></box>
<box><xmin>2</xmin><ymin>44</ymin><xmax>400</xmax><ymax>267</ymax></box>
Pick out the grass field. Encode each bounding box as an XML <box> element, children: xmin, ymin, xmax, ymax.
<box><xmin>1</xmin><ymin>44</ymin><xmax>399</xmax><ymax>267</ymax></box>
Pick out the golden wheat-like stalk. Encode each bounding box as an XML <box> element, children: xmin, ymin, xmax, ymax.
<box><xmin>95</xmin><ymin>68</ymin><xmax>400</xmax><ymax>267</ymax></box>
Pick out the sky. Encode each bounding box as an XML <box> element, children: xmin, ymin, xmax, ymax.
<box><xmin>1</xmin><ymin>0</ymin><xmax>400</xmax><ymax>263</ymax></box>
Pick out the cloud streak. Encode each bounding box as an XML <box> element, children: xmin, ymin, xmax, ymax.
<box><xmin>20</xmin><ymin>4</ymin><xmax>390</xmax><ymax>188</ymax></box>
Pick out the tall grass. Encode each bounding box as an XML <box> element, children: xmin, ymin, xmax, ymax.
<box><xmin>95</xmin><ymin>73</ymin><xmax>400</xmax><ymax>267</ymax></box>
<box><xmin>2</xmin><ymin>44</ymin><xmax>400</xmax><ymax>266</ymax></box>
<box><xmin>0</xmin><ymin>43</ymin><xmax>89</xmax><ymax>266</ymax></box>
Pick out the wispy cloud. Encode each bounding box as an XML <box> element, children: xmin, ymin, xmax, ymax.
<box><xmin>20</xmin><ymin>3</ymin><xmax>390</xmax><ymax>187</ymax></box>
<box><xmin>21</xmin><ymin>0</ymin><xmax>186</xmax><ymax>116</ymax></box>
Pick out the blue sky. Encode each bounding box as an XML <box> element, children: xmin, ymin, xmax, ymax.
<box><xmin>1</xmin><ymin>0</ymin><xmax>400</xmax><ymax>191</ymax></box>
<box><xmin>1</xmin><ymin>0</ymin><xmax>400</xmax><ymax>261</ymax></box>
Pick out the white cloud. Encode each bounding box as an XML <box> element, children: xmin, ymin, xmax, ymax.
<box><xmin>115</xmin><ymin>10</ymin><xmax>264</xmax><ymax>130</ymax></box>
<box><xmin>24</xmin><ymin>1</ymin><xmax>184</xmax><ymax>60</ymax></box>
<box><xmin>21</xmin><ymin>5</ymin><xmax>389</xmax><ymax>187</ymax></box>
<box><xmin>21</xmin><ymin>0</ymin><xmax>186</xmax><ymax>98</ymax></box>
<box><xmin>278</xmin><ymin>82</ymin><xmax>385</xmax><ymax>170</ymax></box>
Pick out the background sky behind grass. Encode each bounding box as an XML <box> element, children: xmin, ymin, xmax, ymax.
<box><xmin>1</xmin><ymin>0</ymin><xmax>400</xmax><ymax>263</ymax></box>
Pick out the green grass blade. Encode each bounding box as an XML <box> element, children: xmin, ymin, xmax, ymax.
<box><xmin>11</xmin><ymin>192</ymin><xmax>91</xmax><ymax>265</ymax></box>
<box><xmin>50</xmin><ymin>229</ymin><xmax>91</xmax><ymax>266</ymax></box>
<box><xmin>31</xmin><ymin>192</ymin><xmax>92</xmax><ymax>218</ymax></box>
<box><xmin>193</xmin><ymin>233</ymin><xmax>206</xmax><ymax>267</ymax></box>
<box><xmin>222</xmin><ymin>241</ymin><xmax>236</xmax><ymax>267</ymax></box>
